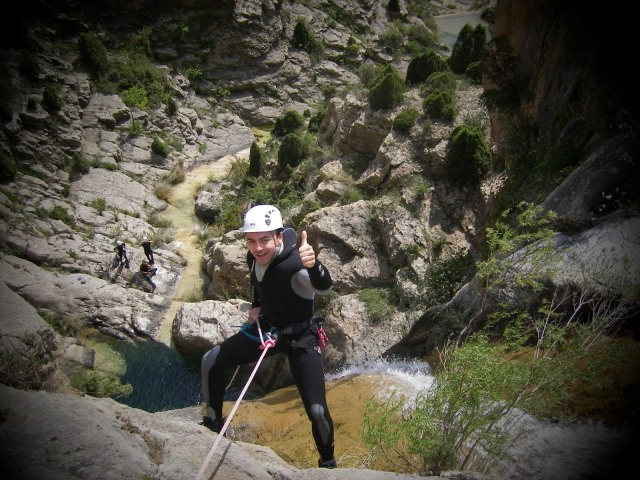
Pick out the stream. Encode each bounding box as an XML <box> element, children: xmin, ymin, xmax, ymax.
<box><xmin>111</xmin><ymin>150</ymin><xmax>246</xmax><ymax>413</ymax></box>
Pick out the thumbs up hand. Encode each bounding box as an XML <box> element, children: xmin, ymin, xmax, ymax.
<box><xmin>298</xmin><ymin>230</ymin><xmax>316</xmax><ymax>268</ymax></box>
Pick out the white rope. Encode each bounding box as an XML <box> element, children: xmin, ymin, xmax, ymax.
<box><xmin>194</xmin><ymin>320</ymin><xmax>276</xmax><ymax>480</ymax></box>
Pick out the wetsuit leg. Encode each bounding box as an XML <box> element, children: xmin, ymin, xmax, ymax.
<box><xmin>288</xmin><ymin>330</ymin><xmax>334</xmax><ymax>462</ymax></box>
<box><xmin>201</xmin><ymin>330</ymin><xmax>265</xmax><ymax>420</ymax></box>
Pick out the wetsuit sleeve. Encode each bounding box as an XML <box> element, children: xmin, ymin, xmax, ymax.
<box><xmin>306</xmin><ymin>260</ymin><xmax>332</xmax><ymax>292</ymax></box>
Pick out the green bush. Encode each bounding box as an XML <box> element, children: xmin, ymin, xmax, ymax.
<box><xmin>93</xmin><ymin>52</ymin><xmax>169</xmax><ymax>109</ymax></box>
<box><xmin>368</xmin><ymin>64</ymin><xmax>405</xmax><ymax>110</ymax></box>
<box><xmin>277</xmin><ymin>132</ymin><xmax>312</xmax><ymax>170</ymax></box>
<box><xmin>0</xmin><ymin>150</ymin><xmax>17</xmax><ymax>181</ymax></box>
<box><xmin>406</xmin><ymin>23</ymin><xmax>438</xmax><ymax>52</ymax></box>
<box><xmin>480</xmin><ymin>36</ymin><xmax>520</xmax><ymax>110</ymax></box>
<box><xmin>307</xmin><ymin>108</ymin><xmax>325</xmax><ymax>133</ymax></box>
<box><xmin>71</xmin><ymin>151</ymin><xmax>91</xmax><ymax>174</ymax></box>
<box><xmin>393</xmin><ymin>108</ymin><xmax>419</xmax><ymax>133</ymax></box>
<box><xmin>248</xmin><ymin>141</ymin><xmax>262</xmax><ymax>177</ymax></box>
<box><xmin>406</xmin><ymin>51</ymin><xmax>449</xmax><ymax>86</ymax></box>
<box><xmin>292</xmin><ymin>16</ymin><xmax>313</xmax><ymax>49</ymax></box>
<box><xmin>422</xmin><ymin>70</ymin><xmax>457</xmax><ymax>96</ymax></box>
<box><xmin>422</xmin><ymin>252</ymin><xmax>475</xmax><ymax>309</ymax></box>
<box><xmin>358</xmin><ymin>288</ymin><xmax>396</xmax><ymax>324</ymax></box>
<box><xmin>185</xmin><ymin>66</ymin><xmax>203</xmax><ymax>79</ymax></box>
<box><xmin>42</xmin><ymin>84</ymin><xmax>63</xmax><ymax>111</ymax></box>
<box><xmin>272</xmin><ymin>110</ymin><xmax>305</xmax><ymax>138</ymax></box>
<box><xmin>121</xmin><ymin>84</ymin><xmax>149</xmax><ymax>109</ymax></box>
<box><xmin>358</xmin><ymin>62</ymin><xmax>378</xmax><ymax>88</ymax></box>
<box><xmin>70</xmin><ymin>370</ymin><xmax>133</xmax><ymax>399</ymax></box>
<box><xmin>0</xmin><ymin>330</ymin><xmax>57</xmax><ymax>391</ymax></box>
<box><xmin>49</xmin><ymin>205</ymin><xmax>76</xmax><ymax>226</ymax></box>
<box><xmin>423</xmin><ymin>89</ymin><xmax>457</xmax><ymax>122</ymax></box>
<box><xmin>130</xmin><ymin>25</ymin><xmax>154</xmax><ymax>58</ymax></box>
<box><xmin>444</xmin><ymin>124</ymin><xmax>491</xmax><ymax>186</ymax></box>
<box><xmin>465</xmin><ymin>61</ymin><xmax>483</xmax><ymax>84</ymax></box>
<box><xmin>449</xmin><ymin>23</ymin><xmax>487</xmax><ymax>75</ymax></box>
<box><xmin>78</xmin><ymin>33</ymin><xmax>108</xmax><ymax>76</ymax></box>
<box><xmin>151</xmin><ymin>137</ymin><xmax>169</xmax><ymax>157</ymax></box>
<box><xmin>89</xmin><ymin>197</ymin><xmax>107</xmax><ymax>215</ymax></box>
<box><xmin>378</xmin><ymin>22</ymin><xmax>403</xmax><ymax>55</ymax></box>
<box><xmin>292</xmin><ymin>17</ymin><xmax>323</xmax><ymax>55</ymax></box>
<box><xmin>165</xmin><ymin>96</ymin><xmax>178</xmax><ymax>116</ymax></box>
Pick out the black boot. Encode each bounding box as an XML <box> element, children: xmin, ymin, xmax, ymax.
<box><xmin>318</xmin><ymin>458</ymin><xmax>337</xmax><ymax>468</ymax></box>
<box><xmin>199</xmin><ymin>416</ymin><xmax>225</xmax><ymax>435</ymax></box>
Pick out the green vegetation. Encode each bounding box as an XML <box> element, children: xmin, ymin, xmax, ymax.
<box><xmin>50</xmin><ymin>205</ymin><xmax>76</xmax><ymax>226</ymax></box>
<box><xmin>165</xmin><ymin>96</ymin><xmax>178</xmax><ymax>116</ymax></box>
<box><xmin>378</xmin><ymin>22</ymin><xmax>404</xmax><ymax>56</ymax></box>
<box><xmin>393</xmin><ymin>108</ymin><xmax>419</xmax><ymax>134</ymax></box>
<box><xmin>89</xmin><ymin>197</ymin><xmax>107</xmax><ymax>215</ymax></box>
<box><xmin>422</xmin><ymin>70</ymin><xmax>457</xmax><ymax>96</ymax></box>
<box><xmin>42</xmin><ymin>84</ymin><xmax>63</xmax><ymax>111</ymax></box>
<box><xmin>444</xmin><ymin>124</ymin><xmax>491</xmax><ymax>185</ymax></box>
<box><xmin>272</xmin><ymin>110</ymin><xmax>305</xmax><ymax>138</ymax></box>
<box><xmin>78</xmin><ymin>32</ymin><xmax>108</xmax><ymax>76</ymax></box>
<box><xmin>0</xmin><ymin>330</ymin><xmax>59</xmax><ymax>391</ymax></box>
<box><xmin>358</xmin><ymin>288</ymin><xmax>396</xmax><ymax>324</ymax></box>
<box><xmin>406</xmin><ymin>51</ymin><xmax>449</xmax><ymax>86</ymax></box>
<box><xmin>71</xmin><ymin>151</ymin><xmax>91</xmax><ymax>174</ymax></box>
<box><xmin>368</xmin><ymin>64</ymin><xmax>405</xmax><ymax>110</ymax></box>
<box><xmin>449</xmin><ymin>23</ymin><xmax>488</xmax><ymax>76</ymax></box>
<box><xmin>130</xmin><ymin>26</ymin><xmax>154</xmax><ymax>59</ymax></box>
<box><xmin>184</xmin><ymin>66</ymin><xmax>203</xmax><ymax>80</ymax></box>
<box><xmin>151</xmin><ymin>137</ymin><xmax>169</xmax><ymax>157</ymax></box>
<box><xmin>292</xmin><ymin>16</ymin><xmax>324</xmax><ymax>56</ymax></box>
<box><xmin>248</xmin><ymin>141</ymin><xmax>263</xmax><ymax>177</ymax></box>
<box><xmin>41</xmin><ymin>311</ymin><xmax>88</xmax><ymax>339</ymax></box>
<box><xmin>422</xmin><ymin>252</ymin><xmax>475</xmax><ymax>309</ymax></box>
<box><xmin>362</xmin><ymin>203</ymin><xmax>632</xmax><ymax>475</ymax></box>
<box><xmin>277</xmin><ymin>132</ymin><xmax>313</xmax><ymax>170</ymax></box>
<box><xmin>70</xmin><ymin>369</ymin><xmax>133</xmax><ymax>399</ymax></box>
<box><xmin>78</xmin><ymin>30</ymin><xmax>170</xmax><ymax>111</ymax></box>
<box><xmin>307</xmin><ymin>107</ymin><xmax>325</xmax><ymax>133</ymax></box>
<box><xmin>423</xmin><ymin>89</ymin><xmax>457</xmax><ymax>122</ymax></box>
<box><xmin>121</xmin><ymin>84</ymin><xmax>149</xmax><ymax>109</ymax></box>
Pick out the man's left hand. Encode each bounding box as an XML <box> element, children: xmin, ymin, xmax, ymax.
<box><xmin>298</xmin><ymin>230</ymin><xmax>316</xmax><ymax>268</ymax></box>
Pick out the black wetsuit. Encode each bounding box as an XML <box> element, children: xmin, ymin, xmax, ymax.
<box><xmin>115</xmin><ymin>243</ymin><xmax>129</xmax><ymax>269</ymax></box>
<box><xmin>201</xmin><ymin>227</ymin><xmax>335</xmax><ymax>463</ymax></box>
<box><xmin>142</xmin><ymin>241</ymin><xmax>154</xmax><ymax>264</ymax></box>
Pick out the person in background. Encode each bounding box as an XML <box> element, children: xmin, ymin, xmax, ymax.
<box><xmin>114</xmin><ymin>240</ymin><xmax>129</xmax><ymax>269</ymax></box>
<box><xmin>139</xmin><ymin>259</ymin><xmax>157</xmax><ymax>293</ymax></box>
<box><xmin>141</xmin><ymin>236</ymin><xmax>155</xmax><ymax>264</ymax></box>
<box><xmin>200</xmin><ymin>204</ymin><xmax>337</xmax><ymax>468</ymax></box>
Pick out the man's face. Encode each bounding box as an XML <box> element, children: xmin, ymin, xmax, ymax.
<box><xmin>245</xmin><ymin>231</ymin><xmax>281</xmax><ymax>265</ymax></box>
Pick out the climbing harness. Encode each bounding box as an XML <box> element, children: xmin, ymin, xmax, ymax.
<box><xmin>194</xmin><ymin>319</ymin><xmax>277</xmax><ymax>480</ymax></box>
<box><xmin>240</xmin><ymin>321</ymin><xmax>278</xmax><ymax>346</ymax></box>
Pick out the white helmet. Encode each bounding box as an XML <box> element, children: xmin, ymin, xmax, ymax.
<box><xmin>240</xmin><ymin>204</ymin><xmax>283</xmax><ymax>232</ymax></box>
<box><xmin>142</xmin><ymin>236</ymin><xmax>148</xmax><ymax>242</ymax></box>
<box><xmin>116</xmin><ymin>240</ymin><xmax>122</xmax><ymax>246</ymax></box>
